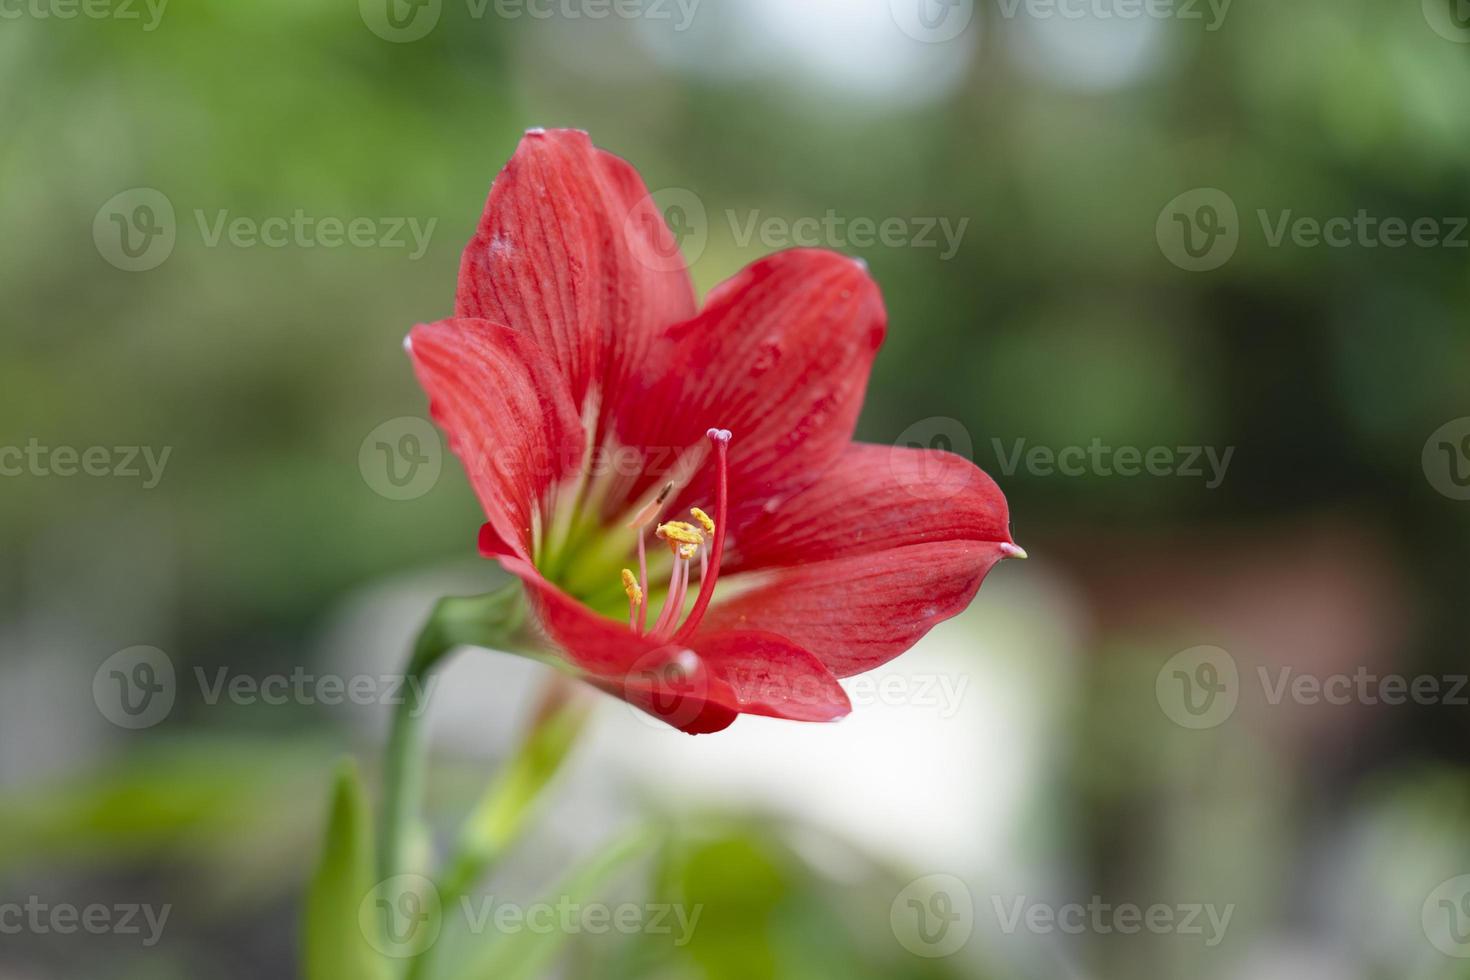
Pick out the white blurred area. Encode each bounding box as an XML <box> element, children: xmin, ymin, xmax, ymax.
<box><xmin>522</xmin><ymin>0</ymin><xmax>978</xmax><ymax>107</ymax></box>
<box><xmin>523</xmin><ymin>0</ymin><xmax>1177</xmax><ymax>108</ymax></box>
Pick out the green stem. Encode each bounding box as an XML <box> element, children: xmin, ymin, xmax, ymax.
<box><xmin>441</xmin><ymin>676</ymin><xmax>589</xmax><ymax>898</ymax></box>
<box><xmin>377</xmin><ymin>584</ymin><xmax>528</xmax><ymax>884</ymax></box>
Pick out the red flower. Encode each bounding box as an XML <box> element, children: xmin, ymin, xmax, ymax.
<box><xmin>407</xmin><ymin>129</ymin><xmax>1021</xmax><ymax>734</ymax></box>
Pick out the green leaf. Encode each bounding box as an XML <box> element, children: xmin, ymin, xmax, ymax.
<box><xmin>303</xmin><ymin>760</ymin><xmax>391</xmax><ymax>980</ymax></box>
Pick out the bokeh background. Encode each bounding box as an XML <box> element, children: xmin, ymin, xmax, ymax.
<box><xmin>4</xmin><ymin>0</ymin><xmax>1470</xmax><ymax>977</ymax></box>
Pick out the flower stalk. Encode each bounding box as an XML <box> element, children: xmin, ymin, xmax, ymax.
<box><xmin>378</xmin><ymin>583</ymin><xmax>531</xmax><ymax>883</ymax></box>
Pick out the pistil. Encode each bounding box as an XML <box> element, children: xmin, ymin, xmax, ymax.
<box><xmin>672</xmin><ymin>429</ymin><xmax>730</xmax><ymax>644</ymax></box>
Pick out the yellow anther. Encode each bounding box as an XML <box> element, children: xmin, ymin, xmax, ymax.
<box><xmin>656</xmin><ymin>521</ymin><xmax>704</xmax><ymax>548</ymax></box>
<box><xmin>689</xmin><ymin>507</ymin><xmax>716</xmax><ymax>537</ymax></box>
<box><xmin>677</xmin><ymin>542</ymin><xmax>698</xmax><ymax>560</ymax></box>
<box><xmin>621</xmin><ymin>568</ymin><xmax>643</xmax><ymax>605</ymax></box>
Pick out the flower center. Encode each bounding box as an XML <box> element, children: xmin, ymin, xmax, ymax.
<box><xmin>620</xmin><ymin>428</ymin><xmax>731</xmax><ymax>642</ymax></box>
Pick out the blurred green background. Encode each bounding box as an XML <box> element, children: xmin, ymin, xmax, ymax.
<box><xmin>3</xmin><ymin>0</ymin><xmax>1470</xmax><ymax>977</ymax></box>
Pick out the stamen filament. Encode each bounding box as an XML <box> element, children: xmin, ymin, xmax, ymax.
<box><xmin>650</xmin><ymin>558</ymin><xmax>687</xmax><ymax>638</ymax></box>
<box><xmin>628</xmin><ymin>482</ymin><xmax>671</xmax><ymax>637</ymax></box>
<box><xmin>636</xmin><ymin>529</ymin><xmax>649</xmax><ymax>634</ymax></box>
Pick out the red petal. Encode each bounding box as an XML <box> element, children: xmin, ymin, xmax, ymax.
<box><xmin>457</xmin><ymin>129</ymin><xmax>697</xmax><ymax>439</ymax></box>
<box><xmin>612</xmin><ymin>249</ymin><xmax>886</xmax><ymax>529</ymax></box>
<box><xmin>686</xmin><ymin>630</ymin><xmax>852</xmax><ymax>724</ymax></box>
<box><xmin>700</xmin><ymin>443</ymin><xmax>1015</xmax><ymax>678</ymax></box>
<box><xmin>498</xmin><ymin>557</ymin><xmax>850</xmax><ymax>733</ymax></box>
<box><xmin>407</xmin><ymin>318</ymin><xmax>584</xmax><ymax>561</ymax></box>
